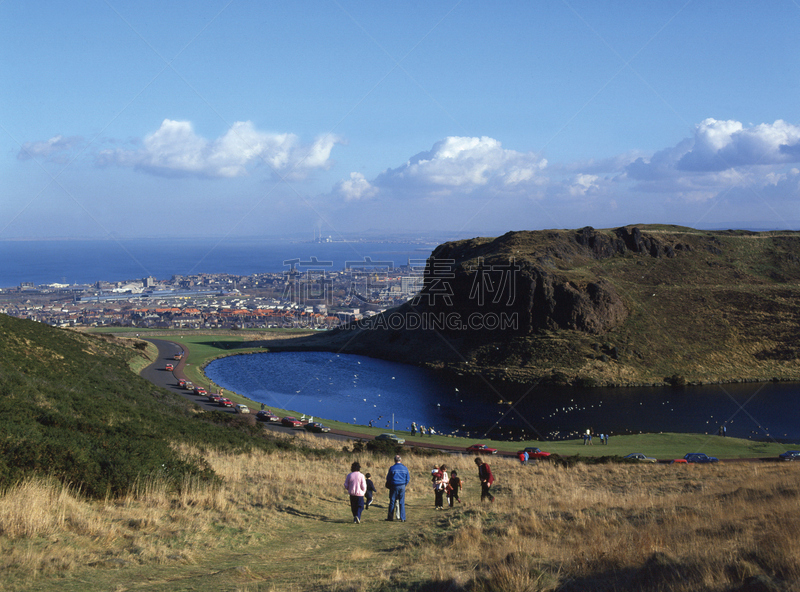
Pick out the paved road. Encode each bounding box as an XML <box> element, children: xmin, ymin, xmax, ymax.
<box><xmin>142</xmin><ymin>338</ymin><xmax>229</xmax><ymax>414</ymax></box>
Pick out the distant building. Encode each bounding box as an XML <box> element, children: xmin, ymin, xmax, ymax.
<box><xmin>401</xmin><ymin>276</ymin><xmax>423</xmax><ymax>295</ymax></box>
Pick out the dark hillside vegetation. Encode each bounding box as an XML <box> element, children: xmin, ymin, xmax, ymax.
<box><xmin>0</xmin><ymin>314</ymin><xmax>290</xmax><ymax>498</ymax></box>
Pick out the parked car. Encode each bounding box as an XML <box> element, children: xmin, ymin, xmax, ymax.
<box><xmin>281</xmin><ymin>416</ymin><xmax>303</xmax><ymax>428</ymax></box>
<box><xmin>256</xmin><ymin>410</ymin><xmax>280</xmax><ymax>422</ymax></box>
<box><xmin>523</xmin><ymin>447</ymin><xmax>551</xmax><ymax>460</ymax></box>
<box><xmin>466</xmin><ymin>443</ymin><xmax>497</xmax><ymax>455</ymax></box>
<box><xmin>234</xmin><ymin>404</ymin><xmax>250</xmax><ymax>414</ymax></box>
<box><xmin>670</xmin><ymin>458</ymin><xmax>688</xmax><ymax>464</ymax></box>
<box><xmin>779</xmin><ymin>450</ymin><xmax>800</xmax><ymax>461</ymax></box>
<box><xmin>375</xmin><ymin>433</ymin><xmax>405</xmax><ymax>444</ymax></box>
<box><xmin>207</xmin><ymin>393</ymin><xmax>222</xmax><ymax>403</ymax></box>
<box><xmin>165</xmin><ymin>363</ymin><xmax>174</xmax><ymax>371</ymax></box>
<box><xmin>684</xmin><ymin>453</ymin><xmax>719</xmax><ymax>463</ymax></box>
<box><xmin>218</xmin><ymin>398</ymin><xmax>233</xmax><ymax>408</ymax></box>
<box><xmin>304</xmin><ymin>421</ymin><xmax>330</xmax><ymax>433</ymax></box>
<box><xmin>624</xmin><ymin>453</ymin><xmax>658</xmax><ymax>463</ymax></box>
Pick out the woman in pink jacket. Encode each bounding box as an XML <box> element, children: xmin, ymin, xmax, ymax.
<box><xmin>344</xmin><ymin>461</ymin><xmax>367</xmax><ymax>523</ymax></box>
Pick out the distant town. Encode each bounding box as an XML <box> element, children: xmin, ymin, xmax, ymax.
<box><xmin>0</xmin><ymin>260</ymin><xmax>427</xmax><ymax>330</ymax></box>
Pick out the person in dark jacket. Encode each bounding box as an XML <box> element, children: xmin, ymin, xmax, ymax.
<box><xmin>474</xmin><ymin>457</ymin><xmax>495</xmax><ymax>502</ymax></box>
<box><xmin>385</xmin><ymin>455</ymin><xmax>410</xmax><ymax>521</ymax></box>
<box><xmin>447</xmin><ymin>470</ymin><xmax>462</xmax><ymax>507</ymax></box>
<box><xmin>364</xmin><ymin>472</ymin><xmax>377</xmax><ymax>509</ymax></box>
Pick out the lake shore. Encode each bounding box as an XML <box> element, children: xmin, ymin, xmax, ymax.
<box><xmin>118</xmin><ymin>329</ymin><xmax>800</xmax><ymax>455</ymax></box>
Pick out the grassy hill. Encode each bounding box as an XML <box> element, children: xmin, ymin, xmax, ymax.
<box><xmin>280</xmin><ymin>225</ymin><xmax>800</xmax><ymax>388</ymax></box>
<box><xmin>0</xmin><ymin>314</ymin><xmax>296</xmax><ymax>498</ymax></box>
<box><xmin>2</xmin><ymin>315</ymin><xmax>800</xmax><ymax>591</ymax></box>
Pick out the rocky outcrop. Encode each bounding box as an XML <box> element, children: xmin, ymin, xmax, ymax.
<box><xmin>406</xmin><ymin>226</ymin><xmax>661</xmax><ymax>336</ymax></box>
<box><xmin>281</xmin><ymin>225</ymin><xmax>800</xmax><ymax>387</ymax></box>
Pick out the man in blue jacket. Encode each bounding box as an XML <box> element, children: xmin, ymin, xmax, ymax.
<box><xmin>385</xmin><ymin>455</ymin><xmax>410</xmax><ymax>522</ymax></box>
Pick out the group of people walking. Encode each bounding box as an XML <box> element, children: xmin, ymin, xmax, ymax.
<box><xmin>431</xmin><ymin>464</ymin><xmax>460</xmax><ymax>509</ymax></box>
<box><xmin>582</xmin><ymin>429</ymin><xmax>609</xmax><ymax>445</ymax></box>
<box><xmin>410</xmin><ymin>422</ymin><xmax>436</xmax><ymax>436</ymax></box>
<box><xmin>344</xmin><ymin>455</ymin><xmax>495</xmax><ymax>523</ymax></box>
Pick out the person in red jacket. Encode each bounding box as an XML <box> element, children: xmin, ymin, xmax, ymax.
<box><xmin>474</xmin><ymin>457</ymin><xmax>495</xmax><ymax>502</ymax></box>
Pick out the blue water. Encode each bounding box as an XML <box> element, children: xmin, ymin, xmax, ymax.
<box><xmin>205</xmin><ymin>351</ymin><xmax>800</xmax><ymax>443</ymax></box>
<box><xmin>0</xmin><ymin>238</ymin><xmax>435</xmax><ymax>288</ymax></box>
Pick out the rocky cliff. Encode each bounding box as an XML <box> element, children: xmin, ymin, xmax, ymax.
<box><xmin>271</xmin><ymin>225</ymin><xmax>800</xmax><ymax>387</ymax></box>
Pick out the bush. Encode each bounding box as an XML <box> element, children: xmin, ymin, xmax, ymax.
<box><xmin>667</xmin><ymin>374</ymin><xmax>687</xmax><ymax>387</ymax></box>
<box><xmin>365</xmin><ymin>439</ymin><xmax>401</xmax><ymax>455</ymax></box>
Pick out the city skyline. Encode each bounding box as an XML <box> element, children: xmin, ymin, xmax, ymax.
<box><xmin>3</xmin><ymin>2</ymin><xmax>800</xmax><ymax>243</ymax></box>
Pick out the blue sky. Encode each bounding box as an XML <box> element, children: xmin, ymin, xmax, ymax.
<box><xmin>3</xmin><ymin>1</ymin><xmax>800</xmax><ymax>240</ymax></box>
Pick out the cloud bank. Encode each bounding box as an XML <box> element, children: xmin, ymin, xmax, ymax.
<box><xmin>17</xmin><ymin>135</ymin><xmax>84</xmax><ymax>163</ymax></box>
<box><xmin>19</xmin><ymin>120</ymin><xmax>339</xmax><ymax>179</ymax></box>
<box><xmin>627</xmin><ymin>119</ymin><xmax>800</xmax><ymax>187</ymax></box>
<box><xmin>97</xmin><ymin>120</ymin><xmax>340</xmax><ymax>178</ymax></box>
<box><xmin>325</xmin><ymin>121</ymin><xmax>800</xmax><ymax>231</ymax></box>
<box><xmin>334</xmin><ymin>136</ymin><xmax>547</xmax><ymax>201</ymax></box>
<box><xmin>17</xmin><ymin>118</ymin><xmax>800</xmax><ymax>233</ymax></box>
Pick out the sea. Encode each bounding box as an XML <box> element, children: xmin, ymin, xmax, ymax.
<box><xmin>0</xmin><ymin>238</ymin><xmax>437</xmax><ymax>288</ymax></box>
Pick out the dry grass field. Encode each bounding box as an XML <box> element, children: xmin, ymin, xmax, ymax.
<box><xmin>1</xmin><ymin>433</ymin><xmax>798</xmax><ymax>591</ymax></box>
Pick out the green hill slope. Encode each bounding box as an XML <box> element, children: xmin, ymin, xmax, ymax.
<box><xmin>0</xmin><ymin>314</ymin><xmax>284</xmax><ymax>497</ymax></box>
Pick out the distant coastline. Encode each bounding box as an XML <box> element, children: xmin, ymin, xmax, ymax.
<box><xmin>0</xmin><ymin>238</ymin><xmax>436</xmax><ymax>289</ymax></box>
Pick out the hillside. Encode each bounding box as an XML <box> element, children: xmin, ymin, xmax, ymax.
<box><xmin>0</xmin><ymin>314</ymin><xmax>290</xmax><ymax>497</ymax></box>
<box><xmin>2</xmin><ymin>314</ymin><xmax>800</xmax><ymax>591</ymax></box>
<box><xmin>276</xmin><ymin>225</ymin><xmax>800</xmax><ymax>387</ymax></box>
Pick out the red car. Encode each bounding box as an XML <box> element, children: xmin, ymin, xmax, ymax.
<box><xmin>523</xmin><ymin>447</ymin><xmax>551</xmax><ymax>460</ymax></box>
<box><xmin>281</xmin><ymin>416</ymin><xmax>303</xmax><ymax>428</ymax></box>
<box><xmin>218</xmin><ymin>398</ymin><xmax>233</xmax><ymax>407</ymax></box>
<box><xmin>256</xmin><ymin>410</ymin><xmax>280</xmax><ymax>422</ymax></box>
<box><xmin>194</xmin><ymin>386</ymin><xmax>207</xmax><ymax>395</ymax></box>
<box><xmin>466</xmin><ymin>443</ymin><xmax>498</xmax><ymax>455</ymax></box>
<box><xmin>207</xmin><ymin>393</ymin><xmax>222</xmax><ymax>403</ymax></box>
<box><xmin>178</xmin><ymin>379</ymin><xmax>187</xmax><ymax>388</ymax></box>
<box><xmin>165</xmin><ymin>363</ymin><xmax>174</xmax><ymax>371</ymax></box>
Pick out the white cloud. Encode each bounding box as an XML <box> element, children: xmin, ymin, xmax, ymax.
<box><xmin>568</xmin><ymin>173</ymin><xmax>599</xmax><ymax>196</ymax></box>
<box><xmin>334</xmin><ymin>136</ymin><xmax>547</xmax><ymax>200</ymax></box>
<box><xmin>336</xmin><ymin>172</ymin><xmax>377</xmax><ymax>201</ymax></box>
<box><xmin>17</xmin><ymin>135</ymin><xmax>83</xmax><ymax>162</ymax></box>
<box><xmin>616</xmin><ymin>118</ymin><xmax>800</xmax><ymax>206</ymax></box>
<box><xmin>95</xmin><ymin>120</ymin><xmax>340</xmax><ymax>178</ymax></box>
<box><xmin>628</xmin><ymin>119</ymin><xmax>800</xmax><ymax>181</ymax></box>
<box><xmin>677</xmin><ymin>118</ymin><xmax>800</xmax><ymax>171</ymax></box>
